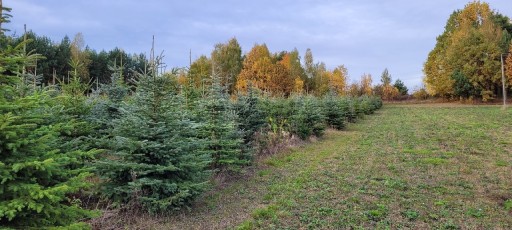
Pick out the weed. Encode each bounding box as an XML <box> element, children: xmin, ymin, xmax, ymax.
<box><xmin>364</xmin><ymin>204</ymin><xmax>388</xmax><ymax>222</ymax></box>
<box><xmin>258</xmin><ymin>169</ymin><xmax>271</xmax><ymax>177</ymax></box>
<box><xmin>236</xmin><ymin>220</ymin><xmax>254</xmax><ymax>230</ymax></box>
<box><xmin>434</xmin><ymin>200</ymin><xmax>448</xmax><ymax>206</ymax></box>
<box><xmin>262</xmin><ymin>193</ymin><xmax>273</xmax><ymax>201</ymax></box>
<box><xmin>252</xmin><ymin>205</ymin><xmax>278</xmax><ymax>220</ymax></box>
<box><xmin>384</xmin><ymin>178</ymin><xmax>409</xmax><ymax>191</ymax></box>
<box><xmin>442</xmin><ymin>220</ymin><xmax>460</xmax><ymax>230</ymax></box>
<box><xmin>496</xmin><ymin>160</ymin><xmax>508</xmax><ymax>167</ymax></box>
<box><xmin>401</xmin><ymin>209</ymin><xmax>420</xmax><ymax>221</ymax></box>
<box><xmin>466</xmin><ymin>208</ymin><xmax>485</xmax><ymax>218</ymax></box>
<box><xmin>504</xmin><ymin>199</ymin><xmax>512</xmax><ymax>211</ymax></box>
<box><xmin>317</xmin><ymin>207</ymin><xmax>339</xmax><ymax>216</ymax></box>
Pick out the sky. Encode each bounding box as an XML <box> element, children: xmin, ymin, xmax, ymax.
<box><xmin>6</xmin><ymin>0</ymin><xmax>512</xmax><ymax>90</ymax></box>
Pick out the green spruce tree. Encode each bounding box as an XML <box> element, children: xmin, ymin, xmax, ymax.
<box><xmin>291</xmin><ymin>95</ymin><xmax>326</xmax><ymax>139</ymax></box>
<box><xmin>0</xmin><ymin>39</ymin><xmax>97</xmax><ymax>229</ymax></box>
<box><xmin>323</xmin><ymin>89</ymin><xmax>347</xmax><ymax>130</ymax></box>
<box><xmin>87</xmin><ymin>62</ymin><xmax>130</xmax><ymax>141</ymax></box>
<box><xmin>234</xmin><ymin>85</ymin><xmax>265</xmax><ymax>155</ymax></box>
<box><xmin>96</xmin><ymin>66</ymin><xmax>210</xmax><ymax>213</ymax></box>
<box><xmin>345</xmin><ymin>97</ymin><xmax>359</xmax><ymax>123</ymax></box>
<box><xmin>199</xmin><ymin>74</ymin><xmax>246</xmax><ymax>171</ymax></box>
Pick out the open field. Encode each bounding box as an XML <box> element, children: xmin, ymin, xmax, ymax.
<box><xmin>128</xmin><ymin>104</ymin><xmax>512</xmax><ymax>229</ymax></box>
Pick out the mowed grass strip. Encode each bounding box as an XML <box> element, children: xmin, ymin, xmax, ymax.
<box><xmin>162</xmin><ymin>104</ymin><xmax>512</xmax><ymax>229</ymax></box>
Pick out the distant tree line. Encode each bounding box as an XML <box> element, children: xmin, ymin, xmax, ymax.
<box><xmin>2</xmin><ymin>30</ymin><xmax>147</xmax><ymax>89</ymax></box>
<box><xmin>4</xmin><ymin>29</ymin><xmax>411</xmax><ymax>100</ymax></box>
<box><xmin>185</xmin><ymin>38</ymin><xmax>408</xmax><ymax>99</ymax></box>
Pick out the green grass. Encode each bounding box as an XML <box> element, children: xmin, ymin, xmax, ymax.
<box><xmin>160</xmin><ymin>104</ymin><xmax>512</xmax><ymax>229</ymax></box>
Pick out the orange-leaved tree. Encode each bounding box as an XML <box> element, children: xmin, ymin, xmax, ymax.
<box><xmin>279</xmin><ymin>49</ymin><xmax>306</xmax><ymax>94</ymax></box>
<box><xmin>236</xmin><ymin>44</ymin><xmax>295</xmax><ymax>96</ymax></box>
<box><xmin>236</xmin><ymin>44</ymin><xmax>271</xmax><ymax>93</ymax></box>
<box><xmin>506</xmin><ymin>43</ymin><xmax>512</xmax><ymax>86</ymax></box>
<box><xmin>328</xmin><ymin>65</ymin><xmax>348</xmax><ymax>95</ymax></box>
<box><xmin>378</xmin><ymin>68</ymin><xmax>399</xmax><ymax>100</ymax></box>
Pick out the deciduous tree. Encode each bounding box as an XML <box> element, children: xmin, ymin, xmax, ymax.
<box><xmin>211</xmin><ymin>38</ymin><xmax>242</xmax><ymax>93</ymax></box>
<box><xmin>237</xmin><ymin>44</ymin><xmax>295</xmax><ymax>96</ymax></box>
<box><xmin>506</xmin><ymin>44</ymin><xmax>512</xmax><ymax>85</ymax></box>
<box><xmin>279</xmin><ymin>49</ymin><xmax>306</xmax><ymax>93</ymax></box>
<box><xmin>312</xmin><ymin>62</ymin><xmax>328</xmax><ymax>96</ymax></box>
<box><xmin>447</xmin><ymin>4</ymin><xmax>502</xmax><ymax>100</ymax></box>
<box><xmin>360</xmin><ymin>74</ymin><xmax>373</xmax><ymax>96</ymax></box>
<box><xmin>303</xmin><ymin>48</ymin><xmax>315</xmax><ymax>93</ymax></box>
<box><xmin>380</xmin><ymin>68</ymin><xmax>391</xmax><ymax>86</ymax></box>
<box><xmin>69</xmin><ymin>33</ymin><xmax>91</xmax><ymax>83</ymax></box>
<box><xmin>347</xmin><ymin>81</ymin><xmax>361</xmax><ymax>97</ymax></box>
<box><xmin>381</xmin><ymin>84</ymin><xmax>399</xmax><ymax>100</ymax></box>
<box><xmin>237</xmin><ymin>46</ymin><xmax>268</xmax><ymax>92</ymax></box>
<box><xmin>424</xmin><ymin>1</ymin><xmax>512</xmax><ymax>100</ymax></box>
<box><xmin>329</xmin><ymin>65</ymin><xmax>348</xmax><ymax>95</ymax></box>
<box><xmin>377</xmin><ymin>68</ymin><xmax>399</xmax><ymax>100</ymax></box>
<box><xmin>423</xmin><ymin>11</ymin><xmax>459</xmax><ymax>97</ymax></box>
<box><xmin>189</xmin><ymin>55</ymin><xmax>212</xmax><ymax>89</ymax></box>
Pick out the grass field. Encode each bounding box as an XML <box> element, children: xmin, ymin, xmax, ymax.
<box><xmin>133</xmin><ymin>104</ymin><xmax>512</xmax><ymax>229</ymax></box>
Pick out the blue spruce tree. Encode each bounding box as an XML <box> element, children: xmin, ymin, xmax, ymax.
<box><xmin>199</xmin><ymin>74</ymin><xmax>246</xmax><ymax>171</ymax></box>
<box><xmin>96</xmin><ymin>65</ymin><xmax>210</xmax><ymax>213</ymax></box>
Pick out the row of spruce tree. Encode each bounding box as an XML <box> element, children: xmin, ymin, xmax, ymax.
<box><xmin>1</xmin><ymin>39</ymin><xmax>382</xmax><ymax>229</ymax></box>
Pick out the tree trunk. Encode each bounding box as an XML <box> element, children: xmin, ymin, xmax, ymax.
<box><xmin>0</xmin><ymin>0</ymin><xmax>3</xmax><ymax>35</ymax></box>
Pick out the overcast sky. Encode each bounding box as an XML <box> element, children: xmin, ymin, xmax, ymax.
<box><xmin>6</xmin><ymin>0</ymin><xmax>512</xmax><ymax>90</ymax></box>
